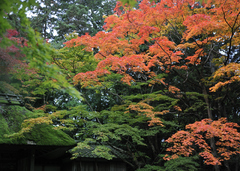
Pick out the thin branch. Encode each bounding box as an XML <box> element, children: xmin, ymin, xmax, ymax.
<box><xmin>165</xmin><ymin>18</ymin><xmax>182</xmax><ymax>41</ymax></box>
<box><xmin>222</xmin><ymin>7</ymin><xmax>240</xmax><ymax>65</ymax></box>
<box><xmin>203</xmin><ymin>43</ymin><xmax>215</xmax><ymax>65</ymax></box>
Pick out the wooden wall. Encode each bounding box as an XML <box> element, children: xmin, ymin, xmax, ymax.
<box><xmin>62</xmin><ymin>160</ymin><xmax>126</xmax><ymax>171</ymax></box>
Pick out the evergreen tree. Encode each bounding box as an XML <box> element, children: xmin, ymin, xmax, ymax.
<box><xmin>29</xmin><ymin>0</ymin><xmax>60</xmax><ymax>39</ymax></box>
<box><xmin>29</xmin><ymin>0</ymin><xmax>116</xmax><ymax>47</ymax></box>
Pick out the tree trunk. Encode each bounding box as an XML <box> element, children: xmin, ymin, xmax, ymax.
<box><xmin>202</xmin><ymin>86</ymin><xmax>213</xmax><ymax>119</ymax></box>
<box><xmin>202</xmin><ymin>85</ymin><xmax>220</xmax><ymax>171</ymax></box>
<box><xmin>235</xmin><ymin>154</ymin><xmax>239</xmax><ymax>171</ymax></box>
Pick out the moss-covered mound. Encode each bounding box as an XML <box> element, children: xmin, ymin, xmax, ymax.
<box><xmin>0</xmin><ymin>106</ymin><xmax>28</xmax><ymax>144</ymax></box>
<box><xmin>24</xmin><ymin>124</ymin><xmax>76</xmax><ymax>145</ymax></box>
<box><xmin>0</xmin><ymin>105</ymin><xmax>76</xmax><ymax>146</ymax></box>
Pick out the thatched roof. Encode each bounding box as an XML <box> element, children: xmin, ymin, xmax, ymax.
<box><xmin>0</xmin><ymin>93</ymin><xmax>24</xmax><ymax>105</ymax></box>
<box><xmin>0</xmin><ymin>81</ymin><xmax>24</xmax><ymax>106</ymax></box>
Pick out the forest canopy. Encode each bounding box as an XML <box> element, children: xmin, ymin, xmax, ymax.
<box><xmin>1</xmin><ymin>0</ymin><xmax>240</xmax><ymax>170</ymax></box>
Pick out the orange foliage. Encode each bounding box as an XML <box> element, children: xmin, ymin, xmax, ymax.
<box><xmin>35</xmin><ymin>104</ymin><xmax>47</xmax><ymax>111</ymax></box>
<box><xmin>62</xmin><ymin>0</ymin><xmax>240</xmax><ymax>158</ymax></box>
<box><xmin>165</xmin><ymin>118</ymin><xmax>240</xmax><ymax>165</ymax></box>
<box><xmin>168</xmin><ymin>85</ymin><xmax>180</xmax><ymax>94</ymax></box>
<box><xmin>125</xmin><ymin>102</ymin><xmax>166</xmax><ymax>126</ymax></box>
<box><xmin>64</xmin><ymin>0</ymin><xmax>192</xmax><ymax>87</ymax></box>
<box><xmin>63</xmin><ymin>0</ymin><xmax>240</xmax><ymax>138</ymax></box>
<box><xmin>210</xmin><ymin>63</ymin><xmax>240</xmax><ymax>92</ymax></box>
<box><xmin>64</xmin><ymin>0</ymin><xmax>240</xmax><ymax>93</ymax></box>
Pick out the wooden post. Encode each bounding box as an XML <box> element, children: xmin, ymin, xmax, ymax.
<box><xmin>30</xmin><ymin>149</ymin><xmax>35</xmax><ymax>171</ymax></box>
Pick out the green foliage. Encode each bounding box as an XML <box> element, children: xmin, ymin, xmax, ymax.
<box><xmin>54</xmin><ymin>97</ymin><xmax>180</xmax><ymax>168</ymax></box>
<box><xmin>0</xmin><ymin>1</ymin><xmax>83</xmax><ymax>106</ymax></box>
<box><xmin>164</xmin><ymin>155</ymin><xmax>200</xmax><ymax>171</ymax></box>
<box><xmin>29</xmin><ymin>0</ymin><xmax>116</xmax><ymax>47</ymax></box>
<box><xmin>0</xmin><ymin>81</ymin><xmax>20</xmax><ymax>95</ymax></box>
<box><xmin>183</xmin><ymin>92</ymin><xmax>205</xmax><ymax>113</ymax></box>
<box><xmin>2</xmin><ymin>1</ymin><xmax>240</xmax><ymax>171</ymax></box>
<box><xmin>0</xmin><ymin>106</ymin><xmax>31</xmax><ymax>143</ymax></box>
<box><xmin>0</xmin><ymin>113</ymin><xmax>13</xmax><ymax>144</ymax></box>
<box><xmin>55</xmin><ymin>45</ymin><xmax>97</xmax><ymax>76</ymax></box>
<box><xmin>92</xmin><ymin>145</ymin><xmax>115</xmax><ymax>160</ymax></box>
<box><xmin>0</xmin><ymin>106</ymin><xmax>75</xmax><ymax>146</ymax></box>
<box><xmin>119</xmin><ymin>0</ymin><xmax>138</xmax><ymax>7</ymax></box>
<box><xmin>118</xmin><ymin>0</ymin><xmax>157</xmax><ymax>7</ymax></box>
<box><xmin>0</xmin><ymin>0</ymin><xmax>36</xmax><ymax>38</ymax></box>
<box><xmin>137</xmin><ymin>164</ymin><xmax>164</xmax><ymax>171</ymax></box>
<box><xmin>0</xmin><ymin>106</ymin><xmax>31</xmax><ymax>132</ymax></box>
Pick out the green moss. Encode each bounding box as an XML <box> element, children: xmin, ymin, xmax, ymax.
<box><xmin>0</xmin><ymin>105</ymin><xmax>76</xmax><ymax>146</ymax></box>
<box><xmin>4</xmin><ymin>106</ymin><xmax>30</xmax><ymax>132</ymax></box>
<box><xmin>0</xmin><ymin>100</ymin><xmax>21</xmax><ymax>105</ymax></box>
<box><xmin>0</xmin><ymin>106</ymin><xmax>28</xmax><ymax>143</ymax></box>
<box><xmin>0</xmin><ymin>81</ymin><xmax>20</xmax><ymax>94</ymax></box>
<box><xmin>24</xmin><ymin>124</ymin><xmax>76</xmax><ymax>146</ymax></box>
<box><xmin>0</xmin><ymin>113</ymin><xmax>12</xmax><ymax>144</ymax></box>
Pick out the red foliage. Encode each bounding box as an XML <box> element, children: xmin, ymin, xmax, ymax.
<box><xmin>6</xmin><ymin>29</ymin><xmax>19</xmax><ymax>38</ymax></box>
<box><xmin>64</xmin><ymin>0</ymin><xmax>189</xmax><ymax>86</ymax></box>
<box><xmin>64</xmin><ymin>0</ymin><xmax>240</xmax><ymax>137</ymax></box>
<box><xmin>0</xmin><ymin>29</ymin><xmax>28</xmax><ymax>74</ymax></box>
<box><xmin>67</xmin><ymin>0</ymin><xmax>237</xmax><ymax>92</ymax></box>
<box><xmin>164</xmin><ymin>118</ymin><xmax>240</xmax><ymax>165</ymax></box>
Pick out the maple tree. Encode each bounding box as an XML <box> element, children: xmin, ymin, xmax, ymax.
<box><xmin>65</xmin><ymin>0</ymin><xmax>240</xmax><ymax>121</ymax></box>
<box><xmin>63</xmin><ymin>0</ymin><xmax>240</xmax><ymax>170</ymax></box>
<box><xmin>0</xmin><ymin>12</ymin><xmax>82</xmax><ymax>112</ymax></box>
<box><xmin>2</xmin><ymin>0</ymin><xmax>239</xmax><ymax>170</ymax></box>
<box><xmin>0</xmin><ymin>0</ymin><xmax>75</xmax><ymax>98</ymax></box>
<box><xmin>0</xmin><ymin>29</ymin><xmax>27</xmax><ymax>75</ymax></box>
<box><xmin>50</xmin><ymin>34</ymin><xmax>179</xmax><ymax>169</ymax></box>
<box><xmin>164</xmin><ymin>118</ymin><xmax>240</xmax><ymax>165</ymax></box>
